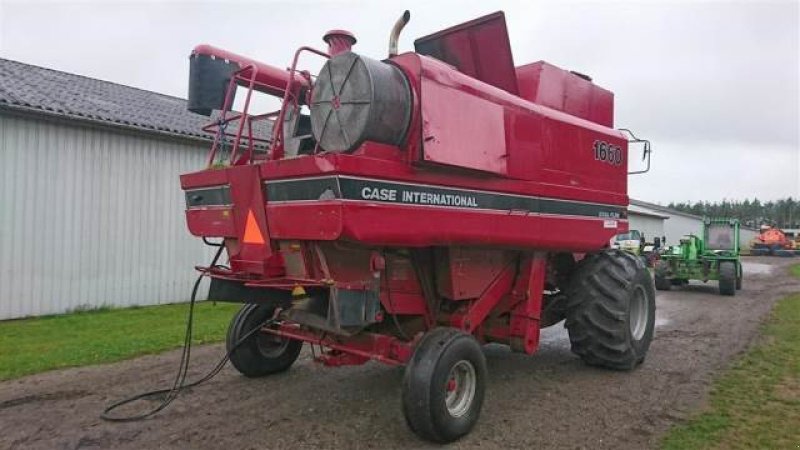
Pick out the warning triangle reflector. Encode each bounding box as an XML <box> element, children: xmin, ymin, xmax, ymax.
<box><xmin>242</xmin><ymin>210</ymin><xmax>266</xmax><ymax>244</ymax></box>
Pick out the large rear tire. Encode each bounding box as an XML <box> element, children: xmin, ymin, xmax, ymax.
<box><xmin>227</xmin><ymin>304</ymin><xmax>302</xmax><ymax>377</ymax></box>
<box><xmin>719</xmin><ymin>261</ymin><xmax>736</xmax><ymax>296</ymax></box>
<box><xmin>565</xmin><ymin>250</ymin><xmax>656</xmax><ymax>370</ymax></box>
<box><xmin>402</xmin><ymin>328</ymin><xmax>487</xmax><ymax>443</ymax></box>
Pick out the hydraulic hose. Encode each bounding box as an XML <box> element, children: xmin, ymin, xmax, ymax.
<box><xmin>100</xmin><ymin>245</ymin><xmax>275</xmax><ymax>422</ymax></box>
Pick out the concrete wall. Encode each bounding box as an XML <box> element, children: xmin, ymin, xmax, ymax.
<box><xmin>0</xmin><ymin>113</ymin><xmax>213</xmax><ymax>319</ymax></box>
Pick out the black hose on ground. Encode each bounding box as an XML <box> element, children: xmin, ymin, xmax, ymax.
<box><xmin>100</xmin><ymin>245</ymin><xmax>274</xmax><ymax>422</ymax></box>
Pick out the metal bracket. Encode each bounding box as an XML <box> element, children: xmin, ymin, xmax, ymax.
<box><xmin>508</xmin><ymin>252</ymin><xmax>546</xmax><ymax>354</ymax></box>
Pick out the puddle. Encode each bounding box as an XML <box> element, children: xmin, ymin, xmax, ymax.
<box><xmin>742</xmin><ymin>262</ymin><xmax>772</xmax><ymax>275</ymax></box>
<box><xmin>655</xmin><ymin>316</ymin><xmax>670</xmax><ymax>328</ymax></box>
<box><xmin>538</xmin><ymin>322</ymin><xmax>570</xmax><ymax>349</ymax></box>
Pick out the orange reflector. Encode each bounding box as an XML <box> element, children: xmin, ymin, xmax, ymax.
<box><xmin>242</xmin><ymin>209</ymin><xmax>265</xmax><ymax>244</ymax></box>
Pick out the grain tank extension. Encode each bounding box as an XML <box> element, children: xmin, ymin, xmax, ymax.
<box><xmin>180</xmin><ymin>11</ymin><xmax>654</xmax><ymax>443</ymax></box>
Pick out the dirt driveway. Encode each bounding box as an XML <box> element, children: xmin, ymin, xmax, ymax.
<box><xmin>2</xmin><ymin>256</ymin><xmax>798</xmax><ymax>450</ymax></box>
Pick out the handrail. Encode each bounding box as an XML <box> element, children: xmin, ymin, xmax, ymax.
<box><xmin>270</xmin><ymin>46</ymin><xmax>330</xmax><ymax>160</ymax></box>
<box><xmin>203</xmin><ymin>46</ymin><xmax>328</xmax><ymax>165</ymax></box>
<box><xmin>203</xmin><ymin>70</ymin><xmax>285</xmax><ymax>166</ymax></box>
<box><xmin>620</xmin><ymin>128</ymin><xmax>652</xmax><ymax>175</ymax></box>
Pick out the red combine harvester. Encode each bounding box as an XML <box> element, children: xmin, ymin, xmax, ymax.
<box><xmin>181</xmin><ymin>11</ymin><xmax>654</xmax><ymax>442</ymax></box>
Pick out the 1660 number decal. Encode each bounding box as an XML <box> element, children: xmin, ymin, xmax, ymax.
<box><xmin>593</xmin><ymin>140</ymin><xmax>623</xmax><ymax>166</ymax></box>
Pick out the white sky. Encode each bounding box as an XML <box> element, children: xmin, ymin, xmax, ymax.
<box><xmin>1</xmin><ymin>0</ymin><xmax>798</xmax><ymax>204</ymax></box>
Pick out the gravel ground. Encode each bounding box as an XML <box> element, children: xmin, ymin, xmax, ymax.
<box><xmin>1</xmin><ymin>256</ymin><xmax>798</xmax><ymax>450</ymax></box>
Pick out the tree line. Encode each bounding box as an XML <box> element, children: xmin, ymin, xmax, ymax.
<box><xmin>667</xmin><ymin>198</ymin><xmax>799</xmax><ymax>229</ymax></box>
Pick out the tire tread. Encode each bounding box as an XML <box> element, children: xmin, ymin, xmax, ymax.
<box><xmin>565</xmin><ymin>250</ymin><xmax>655</xmax><ymax>370</ymax></box>
<box><xmin>719</xmin><ymin>261</ymin><xmax>736</xmax><ymax>296</ymax></box>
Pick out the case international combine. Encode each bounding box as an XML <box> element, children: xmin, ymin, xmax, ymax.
<box><xmin>180</xmin><ymin>11</ymin><xmax>655</xmax><ymax>442</ymax></box>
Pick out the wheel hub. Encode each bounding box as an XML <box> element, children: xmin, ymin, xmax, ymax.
<box><xmin>629</xmin><ymin>286</ymin><xmax>649</xmax><ymax>341</ymax></box>
<box><xmin>256</xmin><ymin>331</ymin><xmax>290</xmax><ymax>358</ymax></box>
<box><xmin>445</xmin><ymin>360</ymin><xmax>476</xmax><ymax>417</ymax></box>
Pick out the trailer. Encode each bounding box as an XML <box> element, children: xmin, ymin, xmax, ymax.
<box><xmin>180</xmin><ymin>11</ymin><xmax>654</xmax><ymax>442</ymax></box>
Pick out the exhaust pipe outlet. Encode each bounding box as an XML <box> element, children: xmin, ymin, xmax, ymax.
<box><xmin>388</xmin><ymin>10</ymin><xmax>410</xmax><ymax>57</ymax></box>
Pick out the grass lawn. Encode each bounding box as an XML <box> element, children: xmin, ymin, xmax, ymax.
<box><xmin>661</xmin><ymin>292</ymin><xmax>800</xmax><ymax>449</ymax></box>
<box><xmin>790</xmin><ymin>263</ymin><xmax>800</xmax><ymax>279</ymax></box>
<box><xmin>0</xmin><ymin>301</ymin><xmax>240</xmax><ymax>381</ymax></box>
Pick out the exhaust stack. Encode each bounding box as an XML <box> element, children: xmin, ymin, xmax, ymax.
<box><xmin>388</xmin><ymin>10</ymin><xmax>411</xmax><ymax>57</ymax></box>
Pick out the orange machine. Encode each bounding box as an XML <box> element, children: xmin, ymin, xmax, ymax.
<box><xmin>752</xmin><ymin>226</ymin><xmax>796</xmax><ymax>256</ymax></box>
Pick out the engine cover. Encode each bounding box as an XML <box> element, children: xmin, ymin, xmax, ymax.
<box><xmin>310</xmin><ymin>52</ymin><xmax>411</xmax><ymax>152</ymax></box>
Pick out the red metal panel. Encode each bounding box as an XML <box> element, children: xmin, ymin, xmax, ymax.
<box><xmin>187</xmin><ymin>149</ymin><xmax>627</xmax><ymax>253</ymax></box>
<box><xmin>266</xmin><ymin>202</ymin><xmax>343</xmax><ymax>240</ymax></box>
<box><xmin>414</xmin><ymin>11</ymin><xmax>519</xmax><ymax>95</ymax></box>
<box><xmin>504</xmin><ymin>108</ymin><xmax>542</xmax><ymax>181</ymax></box>
<box><xmin>396</xmin><ymin>54</ymin><xmax>627</xmax><ymax>192</ymax></box>
<box><xmin>564</xmin><ymin>74</ymin><xmax>591</xmax><ymax>120</ymax></box>
<box><xmin>382</xmin><ymin>254</ymin><xmax>427</xmax><ymax>315</ymax></box>
<box><xmin>516</xmin><ymin>61</ymin><xmax>614</xmax><ymax>127</ymax></box>
<box><xmin>180</xmin><ymin>168</ymin><xmax>228</xmax><ymax>189</ymax></box>
<box><xmin>420</xmin><ymin>77</ymin><xmax>507</xmax><ymax>175</ymax></box>
<box><xmin>227</xmin><ymin>165</ymin><xmax>272</xmax><ymax>274</ymax></box>
<box><xmin>380</xmin><ymin>291</ymin><xmax>427</xmax><ymax>315</ymax></box>
<box><xmin>337</xmin><ymin>203</ymin><xmax>624</xmax><ymax>250</ymax></box>
<box><xmin>517</xmin><ymin>62</ymin><xmax>563</xmax><ymax>111</ymax></box>
<box><xmin>589</xmin><ymin>88</ymin><xmax>614</xmax><ymax>129</ymax></box>
<box><xmin>265</xmin><ymin>199</ymin><xmax>625</xmax><ymax>250</ymax></box>
<box><xmin>537</xmin><ymin>113</ymin><xmax>627</xmax><ymax>194</ymax></box>
<box><xmin>436</xmin><ymin>248</ymin><xmax>513</xmax><ymax>300</ymax></box>
<box><xmin>185</xmin><ymin>208</ymin><xmax>236</xmax><ymax>237</ymax></box>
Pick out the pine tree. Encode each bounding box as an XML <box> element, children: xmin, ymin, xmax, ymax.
<box><xmin>667</xmin><ymin>197</ymin><xmax>798</xmax><ymax>229</ymax></box>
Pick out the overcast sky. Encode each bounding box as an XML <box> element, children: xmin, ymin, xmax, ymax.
<box><xmin>1</xmin><ymin>0</ymin><xmax>798</xmax><ymax>204</ymax></box>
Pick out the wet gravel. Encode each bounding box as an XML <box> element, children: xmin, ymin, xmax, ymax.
<box><xmin>1</xmin><ymin>256</ymin><xmax>798</xmax><ymax>449</ymax></box>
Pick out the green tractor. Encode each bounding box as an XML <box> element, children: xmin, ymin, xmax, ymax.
<box><xmin>654</xmin><ymin>218</ymin><xmax>742</xmax><ymax>296</ymax></box>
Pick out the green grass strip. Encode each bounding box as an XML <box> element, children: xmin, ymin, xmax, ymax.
<box><xmin>661</xmin><ymin>293</ymin><xmax>800</xmax><ymax>449</ymax></box>
<box><xmin>0</xmin><ymin>302</ymin><xmax>239</xmax><ymax>381</ymax></box>
<box><xmin>790</xmin><ymin>263</ymin><xmax>800</xmax><ymax>279</ymax></box>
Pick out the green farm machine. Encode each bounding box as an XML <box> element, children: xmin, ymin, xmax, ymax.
<box><xmin>654</xmin><ymin>218</ymin><xmax>742</xmax><ymax>296</ymax></box>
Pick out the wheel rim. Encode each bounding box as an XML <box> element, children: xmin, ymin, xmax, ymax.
<box><xmin>255</xmin><ymin>329</ymin><xmax>290</xmax><ymax>358</ymax></box>
<box><xmin>629</xmin><ymin>286</ymin><xmax>649</xmax><ymax>341</ymax></box>
<box><xmin>445</xmin><ymin>360</ymin><xmax>477</xmax><ymax>418</ymax></box>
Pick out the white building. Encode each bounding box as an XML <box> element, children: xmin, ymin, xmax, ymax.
<box><xmin>0</xmin><ymin>58</ymin><xmax>218</xmax><ymax>319</ymax></box>
<box><xmin>627</xmin><ymin>203</ymin><xmax>669</xmax><ymax>243</ymax></box>
<box><xmin>629</xmin><ymin>199</ymin><xmax>759</xmax><ymax>248</ymax></box>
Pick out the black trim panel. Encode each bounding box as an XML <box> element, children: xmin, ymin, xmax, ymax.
<box><xmin>185</xmin><ymin>186</ymin><xmax>231</xmax><ymax>208</ymax></box>
<box><xmin>266</xmin><ymin>177</ymin><xmax>341</xmax><ymax>203</ymax></box>
<box><xmin>265</xmin><ymin>176</ymin><xmax>626</xmax><ymax>219</ymax></box>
